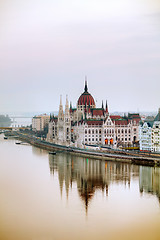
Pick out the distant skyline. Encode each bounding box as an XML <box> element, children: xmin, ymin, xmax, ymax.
<box><xmin>1</xmin><ymin>0</ymin><xmax>160</xmax><ymax>113</ymax></box>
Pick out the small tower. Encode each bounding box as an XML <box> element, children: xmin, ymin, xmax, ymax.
<box><xmin>64</xmin><ymin>95</ymin><xmax>71</xmax><ymax>143</ymax></box>
<box><xmin>57</xmin><ymin>95</ymin><xmax>64</xmax><ymax>143</ymax></box>
<box><xmin>58</xmin><ymin>95</ymin><xmax>64</xmax><ymax>121</ymax></box>
<box><xmin>106</xmin><ymin>100</ymin><xmax>108</xmax><ymax>113</ymax></box>
<box><xmin>104</xmin><ymin>100</ymin><xmax>109</xmax><ymax>117</ymax></box>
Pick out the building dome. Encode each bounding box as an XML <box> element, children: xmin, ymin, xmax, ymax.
<box><xmin>77</xmin><ymin>81</ymin><xmax>95</xmax><ymax>107</ymax></box>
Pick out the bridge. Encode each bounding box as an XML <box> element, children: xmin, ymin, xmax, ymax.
<box><xmin>10</xmin><ymin>116</ymin><xmax>32</xmax><ymax>118</ymax></box>
<box><xmin>0</xmin><ymin>127</ymin><xmax>28</xmax><ymax>130</ymax></box>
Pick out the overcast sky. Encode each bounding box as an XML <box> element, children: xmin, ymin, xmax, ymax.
<box><xmin>0</xmin><ymin>0</ymin><xmax>160</xmax><ymax>113</ymax></box>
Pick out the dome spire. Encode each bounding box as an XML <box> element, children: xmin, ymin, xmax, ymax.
<box><xmin>84</xmin><ymin>76</ymin><xmax>88</xmax><ymax>92</ymax></box>
<box><xmin>102</xmin><ymin>100</ymin><xmax>104</xmax><ymax>109</ymax></box>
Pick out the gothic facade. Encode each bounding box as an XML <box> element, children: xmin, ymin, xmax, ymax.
<box><xmin>47</xmin><ymin>81</ymin><xmax>141</xmax><ymax>148</ymax></box>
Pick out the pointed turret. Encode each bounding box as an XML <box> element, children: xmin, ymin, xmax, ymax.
<box><xmin>65</xmin><ymin>95</ymin><xmax>69</xmax><ymax>113</ymax></box>
<box><xmin>70</xmin><ymin>102</ymin><xmax>72</xmax><ymax>113</ymax></box>
<box><xmin>64</xmin><ymin>95</ymin><xmax>71</xmax><ymax>142</ymax></box>
<box><xmin>105</xmin><ymin>100</ymin><xmax>108</xmax><ymax>113</ymax></box>
<box><xmin>58</xmin><ymin>95</ymin><xmax>64</xmax><ymax>120</ymax></box>
<box><xmin>70</xmin><ymin>101</ymin><xmax>72</xmax><ymax>110</ymax></box>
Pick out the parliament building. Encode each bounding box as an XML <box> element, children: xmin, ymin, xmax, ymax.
<box><xmin>47</xmin><ymin>80</ymin><xmax>141</xmax><ymax>148</ymax></box>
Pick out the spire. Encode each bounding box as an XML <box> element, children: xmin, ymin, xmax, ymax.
<box><xmin>58</xmin><ymin>95</ymin><xmax>64</xmax><ymax>120</ymax></box>
<box><xmin>102</xmin><ymin>100</ymin><xmax>104</xmax><ymax>109</ymax></box>
<box><xmin>66</xmin><ymin>95</ymin><xmax>69</xmax><ymax>107</ymax></box>
<box><xmin>70</xmin><ymin>102</ymin><xmax>72</xmax><ymax>109</ymax></box>
<box><xmin>65</xmin><ymin>95</ymin><xmax>69</xmax><ymax>114</ymax></box>
<box><xmin>106</xmin><ymin>100</ymin><xmax>108</xmax><ymax>113</ymax></box>
<box><xmin>84</xmin><ymin>76</ymin><xmax>88</xmax><ymax>92</ymax></box>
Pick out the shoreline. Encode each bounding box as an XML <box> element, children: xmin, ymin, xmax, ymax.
<box><xmin>5</xmin><ymin>132</ymin><xmax>160</xmax><ymax>167</ymax></box>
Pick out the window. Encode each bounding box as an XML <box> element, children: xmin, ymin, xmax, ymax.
<box><xmin>89</xmin><ymin>138</ymin><xmax>91</xmax><ymax>141</ymax></box>
<box><xmin>89</xmin><ymin>129</ymin><xmax>91</xmax><ymax>134</ymax></box>
<box><xmin>99</xmin><ymin>129</ymin><xmax>101</xmax><ymax>134</ymax></box>
<box><xmin>92</xmin><ymin>130</ymin><xmax>94</xmax><ymax>134</ymax></box>
<box><xmin>85</xmin><ymin>130</ymin><xmax>87</xmax><ymax>134</ymax></box>
<box><xmin>125</xmin><ymin>129</ymin><xmax>127</xmax><ymax>133</ymax></box>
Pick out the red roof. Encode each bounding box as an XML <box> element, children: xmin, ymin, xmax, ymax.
<box><xmin>114</xmin><ymin>120</ymin><xmax>128</xmax><ymax>125</ymax></box>
<box><xmin>110</xmin><ymin>115</ymin><xmax>121</xmax><ymax>120</ymax></box>
<box><xmin>92</xmin><ymin>109</ymin><xmax>104</xmax><ymax>116</ymax></box>
<box><xmin>77</xmin><ymin>92</ymin><xmax>95</xmax><ymax>106</ymax></box>
<box><xmin>86</xmin><ymin>120</ymin><xmax>103</xmax><ymax>126</ymax></box>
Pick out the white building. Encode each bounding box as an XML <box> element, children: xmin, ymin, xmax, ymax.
<box><xmin>139</xmin><ymin>109</ymin><xmax>160</xmax><ymax>152</ymax></box>
<box><xmin>139</xmin><ymin>122</ymin><xmax>153</xmax><ymax>151</ymax></box>
<box><xmin>32</xmin><ymin>114</ymin><xmax>50</xmax><ymax>131</ymax></box>
<box><xmin>47</xmin><ymin>81</ymin><xmax>141</xmax><ymax>148</ymax></box>
<box><xmin>151</xmin><ymin>119</ymin><xmax>160</xmax><ymax>153</ymax></box>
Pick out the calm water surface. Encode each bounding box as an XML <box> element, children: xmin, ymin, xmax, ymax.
<box><xmin>0</xmin><ymin>134</ymin><xmax>160</xmax><ymax>240</ymax></box>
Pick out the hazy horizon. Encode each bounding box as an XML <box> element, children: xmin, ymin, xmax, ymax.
<box><xmin>1</xmin><ymin>0</ymin><xmax>160</xmax><ymax>113</ymax></box>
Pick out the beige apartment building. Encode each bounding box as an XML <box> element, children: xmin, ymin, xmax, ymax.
<box><xmin>32</xmin><ymin>114</ymin><xmax>50</xmax><ymax>131</ymax></box>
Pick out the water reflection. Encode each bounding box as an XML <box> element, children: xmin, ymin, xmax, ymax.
<box><xmin>49</xmin><ymin>153</ymin><xmax>141</xmax><ymax>211</ymax></box>
<box><xmin>140</xmin><ymin>166</ymin><xmax>160</xmax><ymax>203</ymax></box>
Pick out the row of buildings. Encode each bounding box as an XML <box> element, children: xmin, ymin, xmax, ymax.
<box><xmin>32</xmin><ymin>81</ymin><xmax>160</xmax><ymax>152</ymax></box>
<box><xmin>139</xmin><ymin>110</ymin><xmax>160</xmax><ymax>152</ymax></box>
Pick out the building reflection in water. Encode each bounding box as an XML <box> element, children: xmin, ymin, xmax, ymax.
<box><xmin>139</xmin><ymin>166</ymin><xmax>160</xmax><ymax>203</ymax></box>
<box><xmin>49</xmin><ymin>153</ymin><xmax>139</xmax><ymax>212</ymax></box>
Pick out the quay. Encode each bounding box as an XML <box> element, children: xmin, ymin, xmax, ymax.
<box><xmin>6</xmin><ymin>132</ymin><xmax>160</xmax><ymax>167</ymax></box>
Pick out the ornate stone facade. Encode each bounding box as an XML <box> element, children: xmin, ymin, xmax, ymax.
<box><xmin>47</xmin><ymin>81</ymin><xmax>141</xmax><ymax>148</ymax></box>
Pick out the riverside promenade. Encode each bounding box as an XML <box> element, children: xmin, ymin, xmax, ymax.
<box><xmin>8</xmin><ymin>132</ymin><xmax>160</xmax><ymax>166</ymax></box>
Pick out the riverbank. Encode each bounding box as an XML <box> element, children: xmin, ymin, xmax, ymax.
<box><xmin>5</xmin><ymin>131</ymin><xmax>160</xmax><ymax>167</ymax></box>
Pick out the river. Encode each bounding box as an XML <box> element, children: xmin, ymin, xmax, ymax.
<box><xmin>0</xmin><ymin>134</ymin><xmax>160</xmax><ymax>240</ymax></box>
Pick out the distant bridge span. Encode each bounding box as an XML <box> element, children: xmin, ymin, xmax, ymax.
<box><xmin>0</xmin><ymin>127</ymin><xmax>27</xmax><ymax>130</ymax></box>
